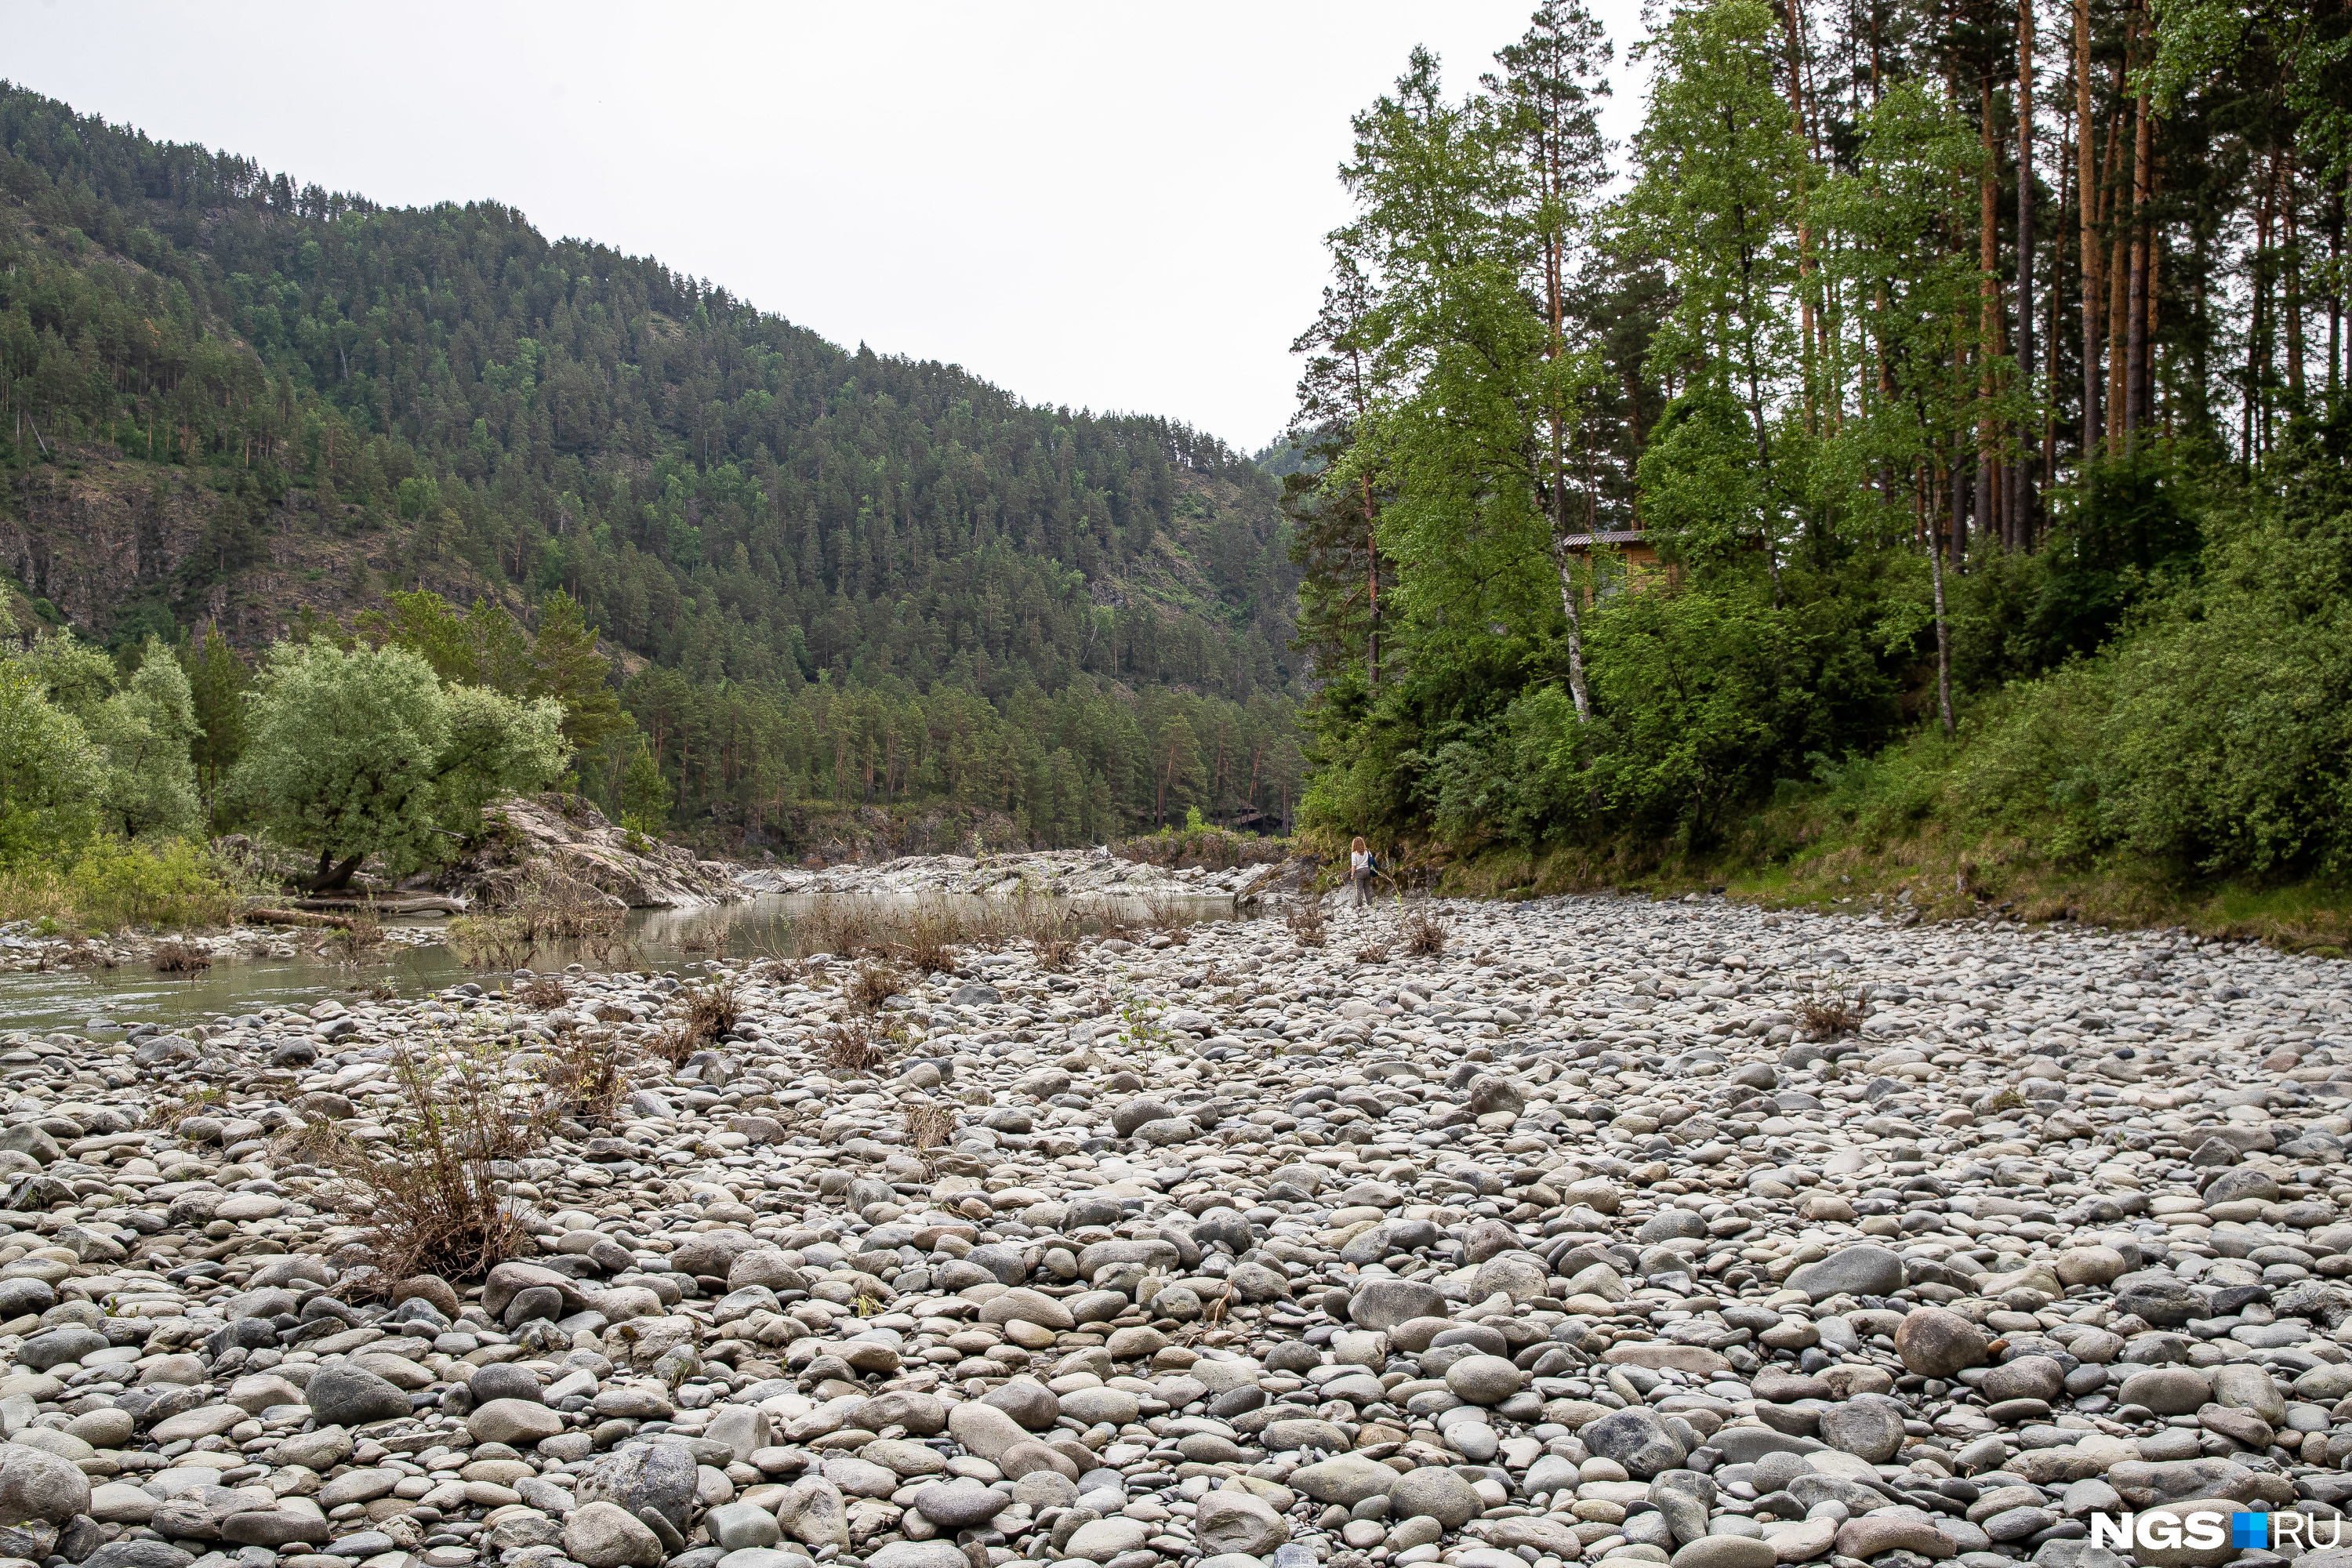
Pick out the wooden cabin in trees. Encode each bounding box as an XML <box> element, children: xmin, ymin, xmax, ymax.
<box><xmin>1555</xmin><ymin>528</ymin><xmax>1675</xmax><ymax>601</ymax></box>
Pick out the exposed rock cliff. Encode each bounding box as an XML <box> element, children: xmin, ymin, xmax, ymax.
<box><xmin>449</xmin><ymin>794</ymin><xmax>744</xmax><ymax>909</ymax></box>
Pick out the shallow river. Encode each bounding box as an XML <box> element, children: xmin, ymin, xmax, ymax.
<box><xmin>0</xmin><ymin>890</ymin><xmax>1236</xmax><ymax>1036</ymax></box>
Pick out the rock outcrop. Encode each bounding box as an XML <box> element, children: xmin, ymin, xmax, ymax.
<box><xmin>453</xmin><ymin>794</ymin><xmax>744</xmax><ymax>908</ymax></box>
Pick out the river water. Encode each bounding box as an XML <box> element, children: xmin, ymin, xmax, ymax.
<box><xmin>0</xmin><ymin>891</ymin><xmax>1237</xmax><ymax>1036</ymax></box>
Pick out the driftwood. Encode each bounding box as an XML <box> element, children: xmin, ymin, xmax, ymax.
<box><xmin>242</xmin><ymin>907</ymin><xmax>358</xmax><ymax>930</ymax></box>
<box><xmin>291</xmin><ymin>894</ymin><xmax>468</xmax><ymax>915</ymax></box>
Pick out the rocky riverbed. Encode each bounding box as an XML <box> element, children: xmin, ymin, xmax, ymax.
<box><xmin>0</xmin><ymin>894</ymin><xmax>2346</xmax><ymax>1568</ymax></box>
<box><xmin>734</xmin><ymin>853</ymin><xmax>1287</xmax><ymax>905</ymax></box>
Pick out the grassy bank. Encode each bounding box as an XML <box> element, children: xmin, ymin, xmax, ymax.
<box><xmin>0</xmin><ymin>837</ymin><xmax>245</xmax><ymax>935</ymax></box>
<box><xmin>1352</xmin><ymin>810</ymin><xmax>2352</xmax><ymax>959</ymax></box>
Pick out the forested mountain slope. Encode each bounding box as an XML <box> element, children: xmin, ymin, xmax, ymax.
<box><xmin>0</xmin><ymin>83</ymin><xmax>1303</xmax><ymax>844</ymax></box>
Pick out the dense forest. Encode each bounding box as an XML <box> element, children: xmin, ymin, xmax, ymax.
<box><xmin>0</xmin><ymin>82</ymin><xmax>1304</xmax><ymax>849</ymax></box>
<box><xmin>1285</xmin><ymin>0</ymin><xmax>2352</xmax><ymax>907</ymax></box>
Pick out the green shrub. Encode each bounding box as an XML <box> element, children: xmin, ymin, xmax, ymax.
<box><xmin>66</xmin><ymin>837</ymin><xmax>238</xmax><ymax>930</ymax></box>
<box><xmin>0</xmin><ymin>837</ymin><xmax>238</xmax><ymax>932</ymax></box>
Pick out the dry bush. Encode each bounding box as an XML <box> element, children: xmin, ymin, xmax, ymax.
<box><xmin>1795</xmin><ymin>979</ymin><xmax>1864</xmax><ymax>1040</ymax></box>
<box><xmin>823</xmin><ymin>1014</ymin><xmax>906</xmax><ymax>1074</ymax></box>
<box><xmin>848</xmin><ymin>964</ymin><xmax>906</xmax><ymax>1014</ymax></box>
<box><xmin>458</xmin><ymin>868</ymin><xmax>629</xmax><ymax>970</ymax></box>
<box><xmin>897</xmin><ymin>911</ymin><xmax>960</xmax><ymax>973</ymax></box>
<box><xmin>538</xmin><ymin>1032</ymin><xmax>626</xmax><ymax>1125</ymax></box>
<box><xmin>46</xmin><ymin>935</ymin><xmax>116</xmax><ymax>971</ymax></box>
<box><xmin>143</xmin><ymin>1085</ymin><xmax>225</xmax><ymax>1131</ymax></box>
<box><xmin>151</xmin><ymin>939</ymin><xmax>211</xmax><ymax>975</ymax></box>
<box><xmin>1080</xmin><ymin>899</ymin><xmax>1138</xmax><ymax>942</ymax></box>
<box><xmin>678</xmin><ymin>977</ymin><xmax>742</xmax><ymax>1047</ymax></box>
<box><xmin>520</xmin><ymin>975</ymin><xmax>570</xmax><ymax>1010</ymax></box>
<box><xmin>647</xmin><ymin>1022</ymin><xmax>692</xmax><ymax>1067</ymax></box>
<box><xmin>448</xmin><ymin>915</ymin><xmax>533</xmax><ymax>971</ymax></box>
<box><xmin>583</xmin><ymin>925</ymin><xmax>639</xmax><ymax>971</ymax></box>
<box><xmin>318</xmin><ymin>1042</ymin><xmax>542</xmax><ymax>1280</ymax></box>
<box><xmin>1403</xmin><ymin>906</ymin><xmax>1447</xmax><ymax>956</ymax></box>
<box><xmin>903</xmin><ymin>1104</ymin><xmax>958</xmax><ymax>1149</ymax></box>
<box><xmin>1286</xmin><ymin>898</ymin><xmax>1327</xmax><ymax>949</ymax></box>
<box><xmin>509</xmin><ymin>866</ymin><xmax>625</xmax><ymax>942</ymax></box>
<box><xmin>331</xmin><ymin>902</ymin><xmax>386</xmax><ymax>960</ymax></box>
<box><xmin>1354</xmin><ymin>940</ymin><xmax>1392</xmax><ymax>964</ymax></box>
<box><xmin>1141</xmin><ymin>894</ymin><xmax>1192</xmax><ymax>945</ymax></box>
<box><xmin>799</xmin><ymin>895</ymin><xmax>880</xmax><ymax>960</ymax></box>
<box><xmin>1026</xmin><ymin>902</ymin><xmax>1083</xmax><ymax>971</ymax></box>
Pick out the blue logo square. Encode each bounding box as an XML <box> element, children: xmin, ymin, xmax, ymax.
<box><xmin>2233</xmin><ymin>1512</ymin><xmax>2268</xmax><ymax>1549</ymax></box>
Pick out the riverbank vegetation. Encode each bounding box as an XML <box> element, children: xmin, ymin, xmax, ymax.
<box><xmin>1283</xmin><ymin>0</ymin><xmax>2352</xmax><ymax>937</ymax></box>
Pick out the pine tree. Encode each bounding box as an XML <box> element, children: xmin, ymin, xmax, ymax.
<box><xmin>528</xmin><ymin>590</ymin><xmax>626</xmax><ymax>751</ymax></box>
<box><xmin>180</xmin><ymin>625</ymin><xmax>248</xmax><ymax>832</ymax></box>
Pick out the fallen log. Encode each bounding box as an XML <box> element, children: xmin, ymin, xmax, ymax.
<box><xmin>290</xmin><ymin>894</ymin><xmax>468</xmax><ymax>915</ymax></box>
<box><xmin>241</xmin><ymin>907</ymin><xmax>357</xmax><ymax>930</ymax></box>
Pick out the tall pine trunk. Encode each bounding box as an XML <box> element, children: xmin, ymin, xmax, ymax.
<box><xmin>1978</xmin><ymin>71</ymin><xmax>2002</xmax><ymax>555</ymax></box>
<box><xmin>2077</xmin><ymin>0</ymin><xmax>2103</xmax><ymax>460</ymax></box>
<box><xmin>2124</xmin><ymin>5</ymin><xmax>2154</xmax><ymax>443</ymax></box>
<box><xmin>2014</xmin><ymin>0</ymin><xmax>2038</xmax><ymax>547</ymax></box>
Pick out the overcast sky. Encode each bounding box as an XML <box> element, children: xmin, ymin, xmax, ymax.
<box><xmin>10</xmin><ymin>1</ymin><xmax>1651</xmax><ymax>452</ymax></box>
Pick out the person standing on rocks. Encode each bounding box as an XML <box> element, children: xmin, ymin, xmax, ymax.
<box><xmin>1349</xmin><ymin>836</ymin><xmax>1375</xmax><ymax>906</ymax></box>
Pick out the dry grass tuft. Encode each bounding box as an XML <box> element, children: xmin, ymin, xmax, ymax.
<box><xmin>680</xmin><ymin>976</ymin><xmax>742</xmax><ymax>1045</ymax></box>
<box><xmin>896</xmin><ymin>912</ymin><xmax>960</xmax><ymax>973</ymax></box>
<box><xmin>538</xmin><ymin>1032</ymin><xmax>627</xmax><ymax>1126</ymax></box>
<box><xmin>1403</xmin><ymin>906</ymin><xmax>1447</xmax><ymax>956</ymax></box>
<box><xmin>319</xmin><ymin>1043</ymin><xmax>542</xmax><ymax>1281</ymax></box>
<box><xmin>1353</xmin><ymin>940</ymin><xmax>1392</xmax><ymax>964</ymax></box>
<box><xmin>151</xmin><ymin>938</ymin><xmax>211</xmax><ymax>975</ymax></box>
<box><xmin>1285</xmin><ymin>898</ymin><xmax>1327</xmax><ymax>949</ymax></box>
<box><xmin>823</xmin><ymin>1014</ymin><xmax>906</xmax><ymax>1074</ymax></box>
<box><xmin>520</xmin><ymin>975</ymin><xmax>569</xmax><ymax>1010</ymax></box>
<box><xmin>848</xmin><ymin>964</ymin><xmax>906</xmax><ymax>1014</ymax></box>
<box><xmin>272</xmin><ymin>1119</ymin><xmax>355</xmax><ymax>1166</ymax></box>
<box><xmin>143</xmin><ymin>1085</ymin><xmax>225</xmax><ymax>1131</ymax></box>
<box><xmin>1795</xmin><ymin>978</ymin><xmax>1864</xmax><ymax>1039</ymax></box>
<box><xmin>902</xmin><ymin>1104</ymin><xmax>958</xmax><ymax>1149</ymax></box>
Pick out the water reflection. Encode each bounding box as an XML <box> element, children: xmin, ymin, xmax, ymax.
<box><xmin>0</xmin><ymin>890</ymin><xmax>1235</xmax><ymax>1036</ymax></box>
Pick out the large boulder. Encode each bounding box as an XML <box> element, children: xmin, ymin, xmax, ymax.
<box><xmin>563</xmin><ymin>1503</ymin><xmax>664</xmax><ymax>1568</ymax></box>
<box><xmin>303</xmin><ymin>1366</ymin><xmax>412</xmax><ymax>1428</ymax></box>
<box><xmin>575</xmin><ymin>1439</ymin><xmax>699</xmax><ymax>1534</ymax></box>
<box><xmin>0</xmin><ymin>1443</ymin><xmax>90</xmax><ymax>1524</ymax></box>
<box><xmin>460</xmin><ymin>795</ymin><xmax>745</xmax><ymax>909</ymax></box>
<box><xmin>1784</xmin><ymin>1245</ymin><xmax>1906</xmax><ymax>1300</ymax></box>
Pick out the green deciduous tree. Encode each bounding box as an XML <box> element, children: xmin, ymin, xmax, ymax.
<box><xmin>16</xmin><ymin>632</ymin><xmax>201</xmax><ymax>840</ymax></box>
<box><xmin>1626</xmin><ymin>0</ymin><xmax>1816</xmax><ymax>604</ymax></box>
<box><xmin>0</xmin><ymin>661</ymin><xmax>102</xmax><ymax>864</ymax></box>
<box><xmin>232</xmin><ymin>641</ymin><xmax>569</xmax><ymax>891</ymax></box>
<box><xmin>82</xmin><ymin>641</ymin><xmax>203</xmax><ymax>840</ymax></box>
